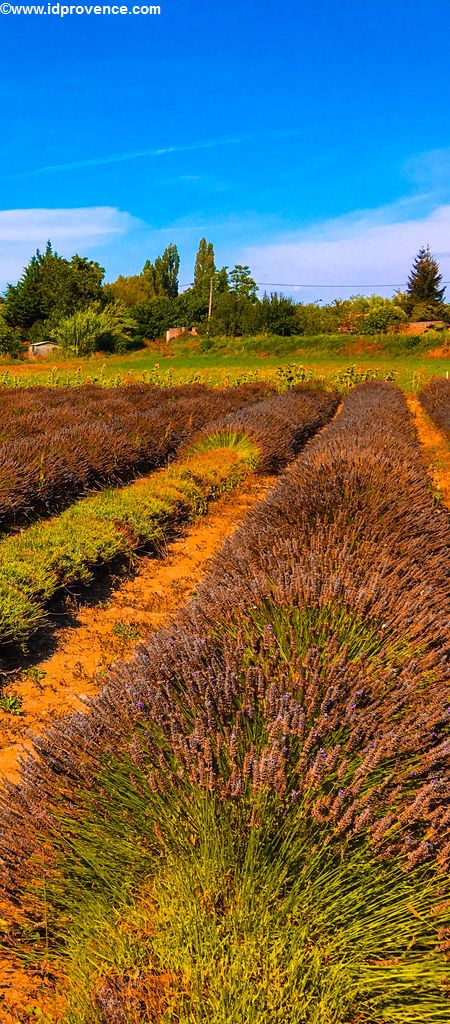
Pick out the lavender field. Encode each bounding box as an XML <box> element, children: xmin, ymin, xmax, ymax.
<box><xmin>0</xmin><ymin>380</ymin><xmax>448</xmax><ymax>1023</ymax></box>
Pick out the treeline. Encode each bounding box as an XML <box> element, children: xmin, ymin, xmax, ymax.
<box><xmin>0</xmin><ymin>238</ymin><xmax>448</xmax><ymax>357</ymax></box>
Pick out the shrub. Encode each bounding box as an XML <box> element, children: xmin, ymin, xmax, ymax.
<box><xmin>51</xmin><ymin>302</ymin><xmax>135</xmax><ymax>355</ymax></box>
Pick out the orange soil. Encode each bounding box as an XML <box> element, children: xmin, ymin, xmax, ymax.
<box><xmin>0</xmin><ymin>962</ymin><xmax>67</xmax><ymax>1024</ymax></box>
<box><xmin>0</xmin><ymin>358</ymin><xmax>78</xmax><ymax>376</ymax></box>
<box><xmin>92</xmin><ymin>968</ymin><xmax>178</xmax><ymax>1021</ymax></box>
<box><xmin>0</xmin><ymin>474</ymin><xmax>274</xmax><ymax>786</ymax></box>
<box><xmin>406</xmin><ymin>394</ymin><xmax>450</xmax><ymax>507</ymax></box>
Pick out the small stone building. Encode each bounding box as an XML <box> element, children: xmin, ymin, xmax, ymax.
<box><xmin>165</xmin><ymin>327</ymin><xmax>199</xmax><ymax>343</ymax></box>
<box><xmin>28</xmin><ymin>341</ymin><xmax>60</xmax><ymax>358</ymax></box>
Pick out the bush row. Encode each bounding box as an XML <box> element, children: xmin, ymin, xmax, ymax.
<box><xmin>0</xmin><ymin>387</ymin><xmax>335</xmax><ymax>649</ymax></box>
<box><xmin>0</xmin><ymin>383</ymin><xmax>448</xmax><ymax>1021</ymax></box>
<box><xmin>0</xmin><ymin>382</ymin><xmax>225</xmax><ymax>438</ymax></box>
<box><xmin>0</xmin><ymin>382</ymin><xmax>271</xmax><ymax>530</ymax></box>
<box><xmin>419</xmin><ymin>377</ymin><xmax>450</xmax><ymax>438</ymax></box>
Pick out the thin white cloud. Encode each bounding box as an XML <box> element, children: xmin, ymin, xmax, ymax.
<box><xmin>0</xmin><ymin>206</ymin><xmax>140</xmax><ymax>288</ymax></box>
<box><xmin>13</xmin><ymin>129</ymin><xmax>306</xmax><ymax>178</ymax></box>
<box><xmin>0</xmin><ymin>206</ymin><xmax>139</xmax><ymax>242</ymax></box>
<box><xmin>243</xmin><ymin>202</ymin><xmax>450</xmax><ymax>300</ymax></box>
<box><xmin>403</xmin><ymin>147</ymin><xmax>450</xmax><ymax>194</ymax></box>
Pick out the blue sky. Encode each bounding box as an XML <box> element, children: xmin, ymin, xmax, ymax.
<box><xmin>1</xmin><ymin>0</ymin><xmax>450</xmax><ymax>298</ymax></box>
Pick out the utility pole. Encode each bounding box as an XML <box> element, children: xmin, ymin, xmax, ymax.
<box><xmin>207</xmin><ymin>276</ymin><xmax>214</xmax><ymax>336</ymax></box>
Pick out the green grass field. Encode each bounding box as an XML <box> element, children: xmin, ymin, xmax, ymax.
<box><xmin>1</xmin><ymin>333</ymin><xmax>449</xmax><ymax>391</ymax></box>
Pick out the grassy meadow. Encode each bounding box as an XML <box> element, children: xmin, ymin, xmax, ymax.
<box><xmin>1</xmin><ymin>332</ymin><xmax>449</xmax><ymax>391</ymax></box>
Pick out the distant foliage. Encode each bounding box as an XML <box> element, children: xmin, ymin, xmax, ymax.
<box><xmin>228</xmin><ymin>264</ymin><xmax>258</xmax><ymax>301</ymax></box>
<box><xmin>193</xmin><ymin>237</ymin><xmax>216</xmax><ymax>298</ymax></box>
<box><xmin>260</xmin><ymin>293</ymin><xmax>299</xmax><ymax>335</ymax></box>
<box><xmin>103</xmin><ymin>271</ymin><xmax>160</xmax><ymax>307</ymax></box>
<box><xmin>359</xmin><ymin>302</ymin><xmax>406</xmax><ymax>334</ymax></box>
<box><xmin>2</xmin><ymin>237</ymin><xmax>448</xmax><ymax>349</ymax></box>
<box><xmin>144</xmin><ymin>243</ymin><xmax>180</xmax><ymax>299</ymax></box>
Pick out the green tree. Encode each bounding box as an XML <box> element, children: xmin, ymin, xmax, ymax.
<box><xmin>208</xmin><ymin>292</ymin><xmax>259</xmax><ymax>336</ymax></box>
<box><xmin>359</xmin><ymin>303</ymin><xmax>406</xmax><ymax>335</ymax></box>
<box><xmin>392</xmin><ymin>290</ymin><xmax>409</xmax><ymax>313</ymax></box>
<box><xmin>132</xmin><ymin>297</ymin><xmax>174</xmax><ymax>341</ymax></box>
<box><xmin>143</xmin><ymin>261</ymin><xmax>165</xmax><ymax>298</ymax></box>
<box><xmin>295</xmin><ymin>302</ymin><xmax>339</xmax><ymax>335</ymax></box>
<box><xmin>215</xmin><ymin>266</ymin><xmax>229</xmax><ymax>293</ymax></box>
<box><xmin>176</xmin><ymin>290</ymin><xmax>209</xmax><ymax>329</ymax></box>
<box><xmin>406</xmin><ymin>245</ymin><xmax>445</xmax><ymax>316</ymax></box>
<box><xmin>154</xmin><ymin>243</ymin><xmax>180</xmax><ymax>299</ymax></box>
<box><xmin>104</xmin><ymin>272</ymin><xmax>159</xmax><ymax>307</ymax></box>
<box><xmin>229</xmin><ymin>265</ymin><xmax>258</xmax><ymax>302</ymax></box>
<box><xmin>143</xmin><ymin>244</ymin><xmax>180</xmax><ymax>299</ymax></box>
<box><xmin>259</xmin><ymin>293</ymin><xmax>298</xmax><ymax>336</ymax></box>
<box><xmin>4</xmin><ymin>255</ymin><xmax>42</xmax><ymax>330</ymax></box>
<box><xmin>4</xmin><ymin>242</ymin><xmax>104</xmax><ymax>333</ymax></box>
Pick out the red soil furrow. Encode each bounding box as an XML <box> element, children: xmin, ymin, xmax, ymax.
<box><xmin>0</xmin><ymin>474</ymin><xmax>275</xmax><ymax>786</ymax></box>
<box><xmin>406</xmin><ymin>394</ymin><xmax>450</xmax><ymax>508</ymax></box>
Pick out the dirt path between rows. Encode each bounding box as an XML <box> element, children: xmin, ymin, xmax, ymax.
<box><xmin>0</xmin><ymin>473</ymin><xmax>275</xmax><ymax>785</ymax></box>
<box><xmin>406</xmin><ymin>394</ymin><xmax>450</xmax><ymax>507</ymax></box>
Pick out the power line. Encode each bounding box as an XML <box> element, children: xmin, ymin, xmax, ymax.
<box><xmin>179</xmin><ymin>281</ymin><xmax>450</xmax><ymax>290</ymax></box>
<box><xmin>254</xmin><ymin>282</ymin><xmax>408</xmax><ymax>289</ymax></box>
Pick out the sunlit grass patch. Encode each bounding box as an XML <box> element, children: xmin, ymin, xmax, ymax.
<box><xmin>0</xmin><ymin>445</ymin><xmax>253</xmax><ymax>649</ymax></box>
<box><xmin>185</xmin><ymin>428</ymin><xmax>261</xmax><ymax>468</ymax></box>
<box><xmin>31</xmin><ymin>787</ymin><xmax>450</xmax><ymax>1024</ymax></box>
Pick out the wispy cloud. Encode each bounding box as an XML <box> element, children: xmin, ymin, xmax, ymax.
<box><xmin>242</xmin><ymin>200</ymin><xmax>450</xmax><ymax>300</ymax></box>
<box><xmin>0</xmin><ymin>206</ymin><xmax>139</xmax><ymax>287</ymax></box>
<box><xmin>12</xmin><ymin>129</ymin><xmax>305</xmax><ymax>179</ymax></box>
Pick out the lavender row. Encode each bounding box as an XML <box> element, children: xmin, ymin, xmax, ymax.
<box><xmin>0</xmin><ymin>382</ymin><xmax>271</xmax><ymax>531</ymax></box>
<box><xmin>418</xmin><ymin>376</ymin><xmax>450</xmax><ymax>439</ymax></box>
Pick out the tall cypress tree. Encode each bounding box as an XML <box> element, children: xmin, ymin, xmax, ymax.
<box><xmin>194</xmin><ymin>238</ymin><xmax>216</xmax><ymax>295</ymax></box>
<box><xmin>406</xmin><ymin>245</ymin><xmax>445</xmax><ymax>315</ymax></box>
